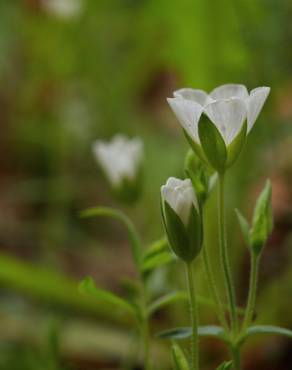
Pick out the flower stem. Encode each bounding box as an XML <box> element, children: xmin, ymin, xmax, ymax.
<box><xmin>218</xmin><ymin>173</ymin><xmax>238</xmax><ymax>337</ymax></box>
<box><xmin>242</xmin><ymin>252</ymin><xmax>260</xmax><ymax>331</ymax></box>
<box><xmin>202</xmin><ymin>243</ymin><xmax>229</xmax><ymax>332</ymax></box>
<box><xmin>230</xmin><ymin>345</ymin><xmax>241</xmax><ymax>370</ymax></box>
<box><xmin>185</xmin><ymin>261</ymin><xmax>199</xmax><ymax>370</ymax></box>
<box><xmin>141</xmin><ymin>316</ymin><xmax>151</xmax><ymax>370</ymax></box>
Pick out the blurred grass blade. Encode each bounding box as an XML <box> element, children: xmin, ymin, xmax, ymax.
<box><xmin>148</xmin><ymin>291</ymin><xmax>187</xmax><ymax>315</ymax></box>
<box><xmin>157</xmin><ymin>325</ymin><xmax>227</xmax><ymax>342</ymax></box>
<box><xmin>172</xmin><ymin>343</ymin><xmax>190</xmax><ymax>370</ymax></box>
<box><xmin>142</xmin><ymin>237</ymin><xmax>175</xmax><ymax>273</ymax></box>
<box><xmin>80</xmin><ymin>206</ymin><xmax>142</xmax><ymax>267</ymax></box>
<box><xmin>79</xmin><ymin>277</ymin><xmax>136</xmax><ymax>316</ymax></box>
<box><xmin>240</xmin><ymin>325</ymin><xmax>292</xmax><ymax>344</ymax></box>
<box><xmin>216</xmin><ymin>361</ymin><xmax>233</xmax><ymax>370</ymax></box>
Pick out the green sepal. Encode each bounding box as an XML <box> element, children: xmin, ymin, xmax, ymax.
<box><xmin>183</xmin><ymin>129</ymin><xmax>209</xmax><ymax>166</ymax></box>
<box><xmin>163</xmin><ymin>201</ymin><xmax>189</xmax><ymax>261</ymax></box>
<box><xmin>187</xmin><ymin>204</ymin><xmax>203</xmax><ymax>260</ymax></box>
<box><xmin>198</xmin><ymin>117</ymin><xmax>227</xmax><ymax>173</ymax></box>
<box><xmin>113</xmin><ymin>166</ymin><xmax>143</xmax><ymax>205</ymax></box>
<box><xmin>235</xmin><ymin>208</ymin><xmax>251</xmax><ymax>247</ymax></box>
<box><xmin>226</xmin><ymin>121</ymin><xmax>247</xmax><ymax>168</ymax></box>
<box><xmin>171</xmin><ymin>343</ymin><xmax>190</xmax><ymax>370</ymax></box>
<box><xmin>250</xmin><ymin>180</ymin><xmax>273</xmax><ymax>256</ymax></box>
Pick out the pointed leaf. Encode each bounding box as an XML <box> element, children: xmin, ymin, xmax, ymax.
<box><xmin>216</xmin><ymin>361</ymin><xmax>233</xmax><ymax>370</ymax></box>
<box><xmin>239</xmin><ymin>325</ymin><xmax>292</xmax><ymax>344</ymax></box>
<box><xmin>198</xmin><ymin>117</ymin><xmax>227</xmax><ymax>173</ymax></box>
<box><xmin>148</xmin><ymin>291</ymin><xmax>187</xmax><ymax>315</ymax></box>
<box><xmin>142</xmin><ymin>237</ymin><xmax>174</xmax><ymax>273</ymax></box>
<box><xmin>79</xmin><ymin>277</ymin><xmax>136</xmax><ymax>316</ymax></box>
<box><xmin>226</xmin><ymin>121</ymin><xmax>247</xmax><ymax>168</ymax></box>
<box><xmin>172</xmin><ymin>343</ymin><xmax>190</xmax><ymax>370</ymax></box>
<box><xmin>186</xmin><ymin>204</ymin><xmax>203</xmax><ymax>260</ymax></box>
<box><xmin>235</xmin><ymin>209</ymin><xmax>251</xmax><ymax>247</ymax></box>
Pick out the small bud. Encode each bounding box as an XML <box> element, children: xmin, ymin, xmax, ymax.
<box><xmin>250</xmin><ymin>180</ymin><xmax>273</xmax><ymax>255</ymax></box>
<box><xmin>161</xmin><ymin>177</ymin><xmax>203</xmax><ymax>262</ymax></box>
<box><xmin>235</xmin><ymin>180</ymin><xmax>273</xmax><ymax>256</ymax></box>
<box><xmin>93</xmin><ymin>135</ymin><xmax>143</xmax><ymax>204</ymax></box>
<box><xmin>184</xmin><ymin>149</ymin><xmax>217</xmax><ymax>206</ymax></box>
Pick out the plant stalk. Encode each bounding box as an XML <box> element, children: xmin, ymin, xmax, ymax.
<box><xmin>242</xmin><ymin>252</ymin><xmax>259</xmax><ymax>331</ymax></box>
<box><xmin>231</xmin><ymin>345</ymin><xmax>241</xmax><ymax>370</ymax></box>
<box><xmin>185</xmin><ymin>261</ymin><xmax>199</xmax><ymax>370</ymax></box>
<box><xmin>218</xmin><ymin>173</ymin><xmax>238</xmax><ymax>337</ymax></box>
<box><xmin>202</xmin><ymin>243</ymin><xmax>229</xmax><ymax>332</ymax></box>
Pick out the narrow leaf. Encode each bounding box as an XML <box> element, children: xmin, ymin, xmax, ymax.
<box><xmin>216</xmin><ymin>361</ymin><xmax>233</xmax><ymax>370</ymax></box>
<box><xmin>172</xmin><ymin>343</ymin><xmax>190</xmax><ymax>370</ymax></box>
<box><xmin>79</xmin><ymin>277</ymin><xmax>136</xmax><ymax>316</ymax></box>
<box><xmin>80</xmin><ymin>207</ymin><xmax>142</xmax><ymax>267</ymax></box>
<box><xmin>243</xmin><ymin>325</ymin><xmax>292</xmax><ymax>342</ymax></box>
<box><xmin>142</xmin><ymin>237</ymin><xmax>174</xmax><ymax>273</ymax></box>
<box><xmin>157</xmin><ymin>325</ymin><xmax>227</xmax><ymax>342</ymax></box>
<box><xmin>148</xmin><ymin>291</ymin><xmax>187</xmax><ymax>315</ymax></box>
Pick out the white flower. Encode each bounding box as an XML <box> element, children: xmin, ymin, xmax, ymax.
<box><xmin>93</xmin><ymin>135</ymin><xmax>143</xmax><ymax>187</ymax></box>
<box><xmin>42</xmin><ymin>0</ymin><xmax>83</xmax><ymax>19</ymax></box>
<box><xmin>161</xmin><ymin>177</ymin><xmax>198</xmax><ymax>226</ymax></box>
<box><xmin>167</xmin><ymin>84</ymin><xmax>270</xmax><ymax>146</ymax></box>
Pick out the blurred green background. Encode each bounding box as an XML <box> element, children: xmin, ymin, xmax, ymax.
<box><xmin>0</xmin><ymin>0</ymin><xmax>291</xmax><ymax>369</ymax></box>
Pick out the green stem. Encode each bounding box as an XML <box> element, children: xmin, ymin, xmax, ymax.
<box><xmin>185</xmin><ymin>262</ymin><xmax>199</xmax><ymax>370</ymax></box>
<box><xmin>218</xmin><ymin>173</ymin><xmax>238</xmax><ymax>337</ymax></box>
<box><xmin>141</xmin><ymin>317</ymin><xmax>151</xmax><ymax>370</ymax></box>
<box><xmin>230</xmin><ymin>345</ymin><xmax>241</xmax><ymax>370</ymax></box>
<box><xmin>242</xmin><ymin>252</ymin><xmax>259</xmax><ymax>331</ymax></box>
<box><xmin>202</xmin><ymin>243</ymin><xmax>229</xmax><ymax>332</ymax></box>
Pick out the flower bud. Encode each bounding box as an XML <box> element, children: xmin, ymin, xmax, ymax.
<box><xmin>161</xmin><ymin>177</ymin><xmax>202</xmax><ymax>262</ymax></box>
<box><xmin>93</xmin><ymin>135</ymin><xmax>143</xmax><ymax>204</ymax></box>
<box><xmin>250</xmin><ymin>180</ymin><xmax>273</xmax><ymax>255</ymax></box>
<box><xmin>236</xmin><ymin>180</ymin><xmax>273</xmax><ymax>256</ymax></box>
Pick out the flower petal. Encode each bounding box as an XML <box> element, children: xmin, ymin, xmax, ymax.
<box><xmin>210</xmin><ymin>84</ymin><xmax>248</xmax><ymax>100</ymax></box>
<box><xmin>174</xmin><ymin>88</ymin><xmax>210</xmax><ymax>107</ymax></box>
<box><xmin>246</xmin><ymin>87</ymin><xmax>270</xmax><ymax>131</ymax></box>
<box><xmin>167</xmin><ymin>97</ymin><xmax>203</xmax><ymax>143</ymax></box>
<box><xmin>204</xmin><ymin>98</ymin><xmax>247</xmax><ymax>145</ymax></box>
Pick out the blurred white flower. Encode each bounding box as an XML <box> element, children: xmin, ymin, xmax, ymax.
<box><xmin>93</xmin><ymin>135</ymin><xmax>143</xmax><ymax>188</ymax></box>
<box><xmin>167</xmin><ymin>84</ymin><xmax>270</xmax><ymax>146</ymax></box>
<box><xmin>161</xmin><ymin>177</ymin><xmax>198</xmax><ymax>226</ymax></box>
<box><xmin>42</xmin><ymin>0</ymin><xmax>83</xmax><ymax>19</ymax></box>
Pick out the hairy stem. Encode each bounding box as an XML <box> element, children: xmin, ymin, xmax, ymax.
<box><xmin>218</xmin><ymin>173</ymin><xmax>238</xmax><ymax>337</ymax></box>
<box><xmin>185</xmin><ymin>262</ymin><xmax>199</xmax><ymax>370</ymax></box>
<box><xmin>242</xmin><ymin>252</ymin><xmax>259</xmax><ymax>331</ymax></box>
<box><xmin>231</xmin><ymin>345</ymin><xmax>241</xmax><ymax>370</ymax></box>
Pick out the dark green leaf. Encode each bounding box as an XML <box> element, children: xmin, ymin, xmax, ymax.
<box><xmin>163</xmin><ymin>202</ymin><xmax>190</xmax><ymax>262</ymax></box>
<box><xmin>172</xmin><ymin>343</ymin><xmax>190</xmax><ymax>370</ymax></box>
<box><xmin>198</xmin><ymin>117</ymin><xmax>227</xmax><ymax>173</ymax></box>
<box><xmin>79</xmin><ymin>277</ymin><xmax>136</xmax><ymax>316</ymax></box>
<box><xmin>226</xmin><ymin>121</ymin><xmax>247</xmax><ymax>168</ymax></box>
